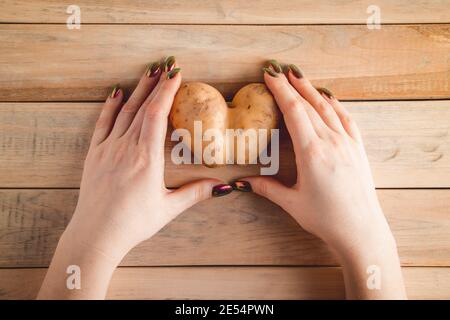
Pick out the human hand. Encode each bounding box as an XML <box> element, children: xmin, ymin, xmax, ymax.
<box><xmin>240</xmin><ymin>61</ymin><xmax>406</xmax><ymax>299</ymax></box>
<box><xmin>38</xmin><ymin>57</ymin><xmax>232</xmax><ymax>299</ymax></box>
<box><xmin>69</xmin><ymin>57</ymin><xmax>233</xmax><ymax>261</ymax></box>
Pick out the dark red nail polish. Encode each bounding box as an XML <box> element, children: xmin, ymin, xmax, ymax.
<box><xmin>146</xmin><ymin>61</ymin><xmax>161</xmax><ymax>77</ymax></box>
<box><xmin>317</xmin><ymin>87</ymin><xmax>334</xmax><ymax>99</ymax></box>
<box><xmin>164</xmin><ymin>56</ymin><xmax>176</xmax><ymax>72</ymax></box>
<box><xmin>110</xmin><ymin>84</ymin><xmax>120</xmax><ymax>98</ymax></box>
<box><xmin>262</xmin><ymin>67</ymin><xmax>278</xmax><ymax>77</ymax></box>
<box><xmin>212</xmin><ymin>184</ymin><xmax>233</xmax><ymax>197</ymax></box>
<box><xmin>166</xmin><ymin>68</ymin><xmax>181</xmax><ymax>80</ymax></box>
<box><xmin>231</xmin><ymin>181</ymin><xmax>252</xmax><ymax>192</ymax></box>
<box><xmin>289</xmin><ymin>64</ymin><xmax>303</xmax><ymax>79</ymax></box>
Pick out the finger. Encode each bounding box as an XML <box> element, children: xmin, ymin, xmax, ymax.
<box><xmin>242</xmin><ymin>176</ymin><xmax>293</xmax><ymax>209</ymax></box>
<box><xmin>322</xmin><ymin>94</ymin><xmax>363</xmax><ymax>142</ymax></box>
<box><xmin>167</xmin><ymin>179</ymin><xmax>228</xmax><ymax>215</ymax></box>
<box><xmin>126</xmin><ymin>57</ymin><xmax>176</xmax><ymax>140</ymax></box>
<box><xmin>263</xmin><ymin>68</ymin><xmax>317</xmax><ymax>152</ymax></box>
<box><xmin>109</xmin><ymin>62</ymin><xmax>161</xmax><ymax>139</ymax></box>
<box><xmin>138</xmin><ymin>66</ymin><xmax>181</xmax><ymax>154</ymax></box>
<box><xmin>283</xmin><ymin>78</ymin><xmax>331</xmax><ymax>138</ymax></box>
<box><xmin>90</xmin><ymin>85</ymin><xmax>123</xmax><ymax>146</ymax></box>
<box><xmin>287</xmin><ymin>67</ymin><xmax>345</xmax><ymax>133</ymax></box>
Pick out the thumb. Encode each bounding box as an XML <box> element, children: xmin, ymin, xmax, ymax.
<box><xmin>167</xmin><ymin>179</ymin><xmax>232</xmax><ymax>214</ymax></box>
<box><xmin>241</xmin><ymin>176</ymin><xmax>292</xmax><ymax>208</ymax></box>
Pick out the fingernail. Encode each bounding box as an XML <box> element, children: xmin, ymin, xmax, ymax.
<box><xmin>262</xmin><ymin>67</ymin><xmax>278</xmax><ymax>78</ymax></box>
<box><xmin>145</xmin><ymin>61</ymin><xmax>161</xmax><ymax>77</ymax></box>
<box><xmin>267</xmin><ymin>59</ymin><xmax>282</xmax><ymax>73</ymax></box>
<box><xmin>317</xmin><ymin>87</ymin><xmax>334</xmax><ymax>99</ymax></box>
<box><xmin>232</xmin><ymin>181</ymin><xmax>252</xmax><ymax>192</ymax></box>
<box><xmin>167</xmin><ymin>67</ymin><xmax>181</xmax><ymax>79</ymax></box>
<box><xmin>110</xmin><ymin>84</ymin><xmax>120</xmax><ymax>98</ymax></box>
<box><xmin>164</xmin><ymin>56</ymin><xmax>176</xmax><ymax>72</ymax></box>
<box><xmin>289</xmin><ymin>64</ymin><xmax>303</xmax><ymax>79</ymax></box>
<box><xmin>212</xmin><ymin>184</ymin><xmax>233</xmax><ymax>197</ymax></box>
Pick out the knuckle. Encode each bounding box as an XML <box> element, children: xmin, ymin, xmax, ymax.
<box><xmin>137</xmin><ymin>144</ymin><xmax>161</xmax><ymax>165</ymax></box>
<box><xmin>342</xmin><ymin>113</ymin><xmax>353</xmax><ymax>124</ymax></box>
<box><xmin>134</xmin><ymin>150</ymin><xmax>150</xmax><ymax>169</ymax></box>
<box><xmin>317</xmin><ymin>100</ymin><xmax>331</xmax><ymax>113</ymax></box>
<box><xmin>159</xmin><ymin>82</ymin><xmax>176</xmax><ymax>96</ymax></box>
<box><xmin>283</xmin><ymin>99</ymin><xmax>302</xmax><ymax>117</ymax></box>
<box><xmin>145</xmin><ymin>105</ymin><xmax>167</xmax><ymax>120</ymax></box>
<box><xmin>257</xmin><ymin>179</ymin><xmax>268</xmax><ymax>196</ymax></box>
<box><xmin>86</xmin><ymin>145</ymin><xmax>105</xmax><ymax>163</ymax></box>
<box><xmin>193</xmin><ymin>186</ymin><xmax>205</xmax><ymax>202</ymax></box>
<box><xmin>122</xmin><ymin>99</ymin><xmax>140</xmax><ymax>113</ymax></box>
<box><xmin>328</xmin><ymin>133</ymin><xmax>344</xmax><ymax>148</ymax></box>
<box><xmin>304</xmin><ymin>141</ymin><xmax>324</xmax><ymax>162</ymax></box>
<box><xmin>285</xmin><ymin>99</ymin><xmax>300</xmax><ymax>111</ymax></box>
<box><xmin>110</xmin><ymin>142</ymin><xmax>128</xmax><ymax>164</ymax></box>
<box><xmin>95</xmin><ymin>116</ymin><xmax>109</xmax><ymax>129</ymax></box>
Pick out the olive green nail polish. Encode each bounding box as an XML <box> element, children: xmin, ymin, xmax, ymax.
<box><xmin>167</xmin><ymin>67</ymin><xmax>181</xmax><ymax>79</ymax></box>
<box><xmin>268</xmin><ymin>59</ymin><xmax>282</xmax><ymax>73</ymax></box>
<box><xmin>317</xmin><ymin>87</ymin><xmax>334</xmax><ymax>99</ymax></box>
<box><xmin>232</xmin><ymin>181</ymin><xmax>252</xmax><ymax>192</ymax></box>
<box><xmin>262</xmin><ymin>67</ymin><xmax>278</xmax><ymax>77</ymax></box>
<box><xmin>289</xmin><ymin>64</ymin><xmax>303</xmax><ymax>79</ymax></box>
<box><xmin>146</xmin><ymin>61</ymin><xmax>161</xmax><ymax>77</ymax></box>
<box><xmin>110</xmin><ymin>84</ymin><xmax>120</xmax><ymax>98</ymax></box>
<box><xmin>164</xmin><ymin>56</ymin><xmax>176</xmax><ymax>72</ymax></box>
<box><xmin>212</xmin><ymin>184</ymin><xmax>233</xmax><ymax>197</ymax></box>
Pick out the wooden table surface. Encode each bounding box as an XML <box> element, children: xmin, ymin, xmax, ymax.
<box><xmin>0</xmin><ymin>0</ymin><xmax>449</xmax><ymax>299</ymax></box>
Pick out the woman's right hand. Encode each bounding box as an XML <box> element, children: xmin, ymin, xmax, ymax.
<box><xmin>241</xmin><ymin>61</ymin><xmax>406</xmax><ymax>299</ymax></box>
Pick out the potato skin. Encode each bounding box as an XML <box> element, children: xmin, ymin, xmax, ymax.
<box><xmin>170</xmin><ymin>82</ymin><xmax>228</xmax><ymax>165</ymax></box>
<box><xmin>170</xmin><ymin>82</ymin><xmax>228</xmax><ymax>132</ymax></box>
<box><xmin>230</xmin><ymin>83</ymin><xmax>279</xmax><ymax>163</ymax></box>
<box><xmin>170</xmin><ymin>82</ymin><xmax>279</xmax><ymax>166</ymax></box>
<box><xmin>230</xmin><ymin>83</ymin><xmax>279</xmax><ymax>131</ymax></box>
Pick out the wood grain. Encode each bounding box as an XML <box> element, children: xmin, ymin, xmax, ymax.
<box><xmin>0</xmin><ymin>101</ymin><xmax>449</xmax><ymax>188</ymax></box>
<box><xmin>0</xmin><ymin>25</ymin><xmax>449</xmax><ymax>101</ymax></box>
<box><xmin>1</xmin><ymin>189</ymin><xmax>448</xmax><ymax>267</ymax></box>
<box><xmin>1</xmin><ymin>0</ymin><xmax>449</xmax><ymax>24</ymax></box>
<box><xmin>0</xmin><ymin>267</ymin><xmax>448</xmax><ymax>300</ymax></box>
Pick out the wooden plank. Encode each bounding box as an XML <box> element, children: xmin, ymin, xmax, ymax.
<box><xmin>0</xmin><ymin>189</ymin><xmax>448</xmax><ymax>267</ymax></box>
<box><xmin>1</xmin><ymin>0</ymin><xmax>449</xmax><ymax>24</ymax></box>
<box><xmin>0</xmin><ymin>101</ymin><xmax>449</xmax><ymax>188</ymax></box>
<box><xmin>0</xmin><ymin>267</ymin><xmax>448</xmax><ymax>300</ymax></box>
<box><xmin>0</xmin><ymin>25</ymin><xmax>449</xmax><ymax>101</ymax></box>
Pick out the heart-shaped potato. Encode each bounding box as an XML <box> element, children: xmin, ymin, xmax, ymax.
<box><xmin>170</xmin><ymin>82</ymin><xmax>279</xmax><ymax>166</ymax></box>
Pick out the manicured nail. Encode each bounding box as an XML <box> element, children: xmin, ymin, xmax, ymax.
<box><xmin>110</xmin><ymin>84</ymin><xmax>120</xmax><ymax>98</ymax></box>
<box><xmin>232</xmin><ymin>181</ymin><xmax>252</xmax><ymax>192</ymax></box>
<box><xmin>289</xmin><ymin>64</ymin><xmax>303</xmax><ymax>79</ymax></box>
<box><xmin>212</xmin><ymin>184</ymin><xmax>233</xmax><ymax>197</ymax></box>
<box><xmin>167</xmin><ymin>67</ymin><xmax>181</xmax><ymax>79</ymax></box>
<box><xmin>317</xmin><ymin>87</ymin><xmax>334</xmax><ymax>99</ymax></box>
<box><xmin>164</xmin><ymin>56</ymin><xmax>176</xmax><ymax>72</ymax></box>
<box><xmin>262</xmin><ymin>67</ymin><xmax>278</xmax><ymax>77</ymax></box>
<box><xmin>145</xmin><ymin>61</ymin><xmax>161</xmax><ymax>77</ymax></box>
<box><xmin>267</xmin><ymin>59</ymin><xmax>282</xmax><ymax>73</ymax></box>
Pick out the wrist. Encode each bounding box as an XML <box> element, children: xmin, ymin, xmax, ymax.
<box><xmin>328</xmin><ymin>217</ymin><xmax>398</xmax><ymax>267</ymax></box>
<box><xmin>59</xmin><ymin>223</ymin><xmax>125</xmax><ymax>269</ymax></box>
<box><xmin>38</xmin><ymin>227</ymin><xmax>121</xmax><ymax>299</ymax></box>
<box><xmin>329</xmin><ymin>222</ymin><xmax>406</xmax><ymax>299</ymax></box>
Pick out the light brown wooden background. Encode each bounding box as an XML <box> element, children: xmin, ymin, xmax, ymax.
<box><xmin>0</xmin><ymin>0</ymin><xmax>449</xmax><ymax>299</ymax></box>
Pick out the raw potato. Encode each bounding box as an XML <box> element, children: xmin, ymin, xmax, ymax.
<box><xmin>170</xmin><ymin>82</ymin><xmax>279</xmax><ymax>166</ymax></box>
